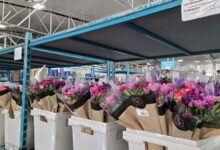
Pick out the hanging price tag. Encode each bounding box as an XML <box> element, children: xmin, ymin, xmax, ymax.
<box><xmin>136</xmin><ymin>108</ymin><xmax>149</xmax><ymax>117</ymax></box>
<box><xmin>14</xmin><ymin>47</ymin><xmax>22</xmax><ymax>60</ymax></box>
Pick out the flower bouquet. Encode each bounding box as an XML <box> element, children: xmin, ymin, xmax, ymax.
<box><xmin>63</xmin><ymin>82</ymin><xmax>91</xmax><ymax>119</ymax></box>
<box><xmin>89</xmin><ymin>83</ymin><xmax>111</xmax><ymax>122</ymax></box>
<box><xmin>171</xmin><ymin>79</ymin><xmax>220</xmax><ymax>140</ymax></box>
<box><xmin>27</xmin><ymin>78</ymin><xmax>66</xmax><ymax>113</ymax></box>
<box><xmin>101</xmin><ymin>79</ymin><xmax>165</xmax><ymax>150</ymax></box>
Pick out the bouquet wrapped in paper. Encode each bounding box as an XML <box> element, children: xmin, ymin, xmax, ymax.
<box><xmin>27</xmin><ymin>78</ymin><xmax>66</xmax><ymax>113</ymax></box>
<box><xmin>89</xmin><ymin>82</ymin><xmax>111</xmax><ymax>122</ymax></box>
<box><xmin>63</xmin><ymin>82</ymin><xmax>91</xmax><ymax>118</ymax></box>
<box><xmin>101</xmin><ymin>79</ymin><xmax>165</xmax><ymax>150</ymax></box>
<box><xmin>171</xmin><ymin>79</ymin><xmax>220</xmax><ymax>140</ymax></box>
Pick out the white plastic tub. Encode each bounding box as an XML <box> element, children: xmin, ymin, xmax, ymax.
<box><xmin>3</xmin><ymin>109</ymin><xmax>34</xmax><ymax>150</ymax></box>
<box><xmin>0</xmin><ymin>108</ymin><xmax>4</xmax><ymax>146</ymax></box>
<box><xmin>68</xmin><ymin>116</ymin><xmax>128</xmax><ymax>150</ymax></box>
<box><xmin>31</xmin><ymin>109</ymin><xmax>73</xmax><ymax>150</ymax></box>
<box><xmin>123</xmin><ymin>128</ymin><xmax>220</xmax><ymax>150</ymax></box>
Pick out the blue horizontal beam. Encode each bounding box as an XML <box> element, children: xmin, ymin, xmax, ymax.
<box><xmin>31</xmin><ymin>47</ymin><xmax>106</xmax><ymax>64</ymax></box>
<box><xmin>0</xmin><ymin>44</ymin><xmax>24</xmax><ymax>55</ymax></box>
<box><xmin>123</xmin><ymin>22</ymin><xmax>191</xmax><ymax>56</ymax></box>
<box><xmin>72</xmin><ymin>37</ymin><xmax>149</xmax><ymax>59</ymax></box>
<box><xmin>30</xmin><ymin>0</ymin><xmax>181</xmax><ymax>46</ymax></box>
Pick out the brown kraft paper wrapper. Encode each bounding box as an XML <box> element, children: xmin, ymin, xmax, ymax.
<box><xmin>11</xmin><ymin>98</ymin><xmax>22</xmax><ymax>112</ymax></box>
<box><xmin>32</xmin><ymin>94</ymin><xmax>58</xmax><ymax>113</ymax></box>
<box><xmin>171</xmin><ymin>121</ymin><xmax>193</xmax><ymax>140</ymax></box>
<box><xmin>90</xmin><ymin>101</ymin><xmax>105</xmax><ymax>122</ymax></box>
<box><xmin>200</xmin><ymin>127</ymin><xmax>220</xmax><ymax>139</ymax></box>
<box><xmin>74</xmin><ymin>100</ymin><xmax>91</xmax><ymax>119</ymax></box>
<box><xmin>0</xmin><ymin>91</ymin><xmax>12</xmax><ymax>110</ymax></box>
<box><xmin>171</xmin><ymin>113</ymin><xmax>193</xmax><ymax>140</ymax></box>
<box><xmin>111</xmin><ymin>93</ymin><xmax>166</xmax><ymax>150</ymax></box>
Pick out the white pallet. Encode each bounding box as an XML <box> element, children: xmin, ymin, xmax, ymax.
<box><xmin>0</xmin><ymin>108</ymin><xmax>4</xmax><ymax>146</ymax></box>
<box><xmin>3</xmin><ymin>110</ymin><xmax>34</xmax><ymax>150</ymax></box>
<box><xmin>31</xmin><ymin>109</ymin><xmax>73</xmax><ymax>150</ymax></box>
<box><xmin>123</xmin><ymin>128</ymin><xmax>220</xmax><ymax>150</ymax></box>
<box><xmin>68</xmin><ymin>116</ymin><xmax>128</xmax><ymax>150</ymax></box>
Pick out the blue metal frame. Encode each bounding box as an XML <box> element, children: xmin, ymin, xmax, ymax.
<box><xmin>123</xmin><ymin>22</ymin><xmax>191</xmax><ymax>56</ymax></box>
<box><xmin>20</xmin><ymin>32</ymin><xmax>32</xmax><ymax>149</ymax></box>
<box><xmin>30</xmin><ymin>0</ymin><xmax>181</xmax><ymax>47</ymax></box>
<box><xmin>71</xmin><ymin>37</ymin><xmax>149</xmax><ymax>59</ymax></box>
<box><xmin>126</xmin><ymin>63</ymin><xmax>130</xmax><ymax>81</ymax></box>
<box><xmin>31</xmin><ymin>47</ymin><xmax>106</xmax><ymax>64</ymax></box>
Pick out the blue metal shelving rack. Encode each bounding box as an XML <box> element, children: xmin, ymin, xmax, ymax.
<box><xmin>1</xmin><ymin>0</ymin><xmax>220</xmax><ymax>149</ymax></box>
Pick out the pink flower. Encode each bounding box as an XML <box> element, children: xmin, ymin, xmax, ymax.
<box><xmin>185</xmin><ymin>81</ymin><xmax>196</xmax><ymax>89</ymax></box>
<box><xmin>160</xmin><ymin>83</ymin><xmax>172</xmax><ymax>95</ymax></box>
<box><xmin>144</xmin><ymin>87</ymin><xmax>150</xmax><ymax>94</ymax></box>
<box><xmin>127</xmin><ymin>81</ymin><xmax>138</xmax><ymax>90</ymax></box>
<box><xmin>105</xmin><ymin>94</ymin><xmax>116</xmax><ymax>105</ymax></box>
<box><xmin>193</xmin><ymin>100</ymin><xmax>207</xmax><ymax>109</ymax></box>
<box><xmin>182</xmin><ymin>112</ymin><xmax>192</xmax><ymax>118</ymax></box>
<box><xmin>149</xmin><ymin>83</ymin><xmax>161</xmax><ymax>92</ymax></box>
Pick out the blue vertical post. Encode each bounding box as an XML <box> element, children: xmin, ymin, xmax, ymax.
<box><xmin>106</xmin><ymin>61</ymin><xmax>110</xmax><ymax>80</ymax></box>
<box><xmin>111</xmin><ymin>62</ymin><xmax>115</xmax><ymax>80</ymax></box>
<box><xmin>60</xmin><ymin>68</ymin><xmax>64</xmax><ymax>78</ymax></box>
<box><xmin>91</xmin><ymin>67</ymin><xmax>95</xmax><ymax>79</ymax></box>
<box><xmin>20</xmin><ymin>32</ymin><xmax>32</xmax><ymax>150</ymax></box>
<box><xmin>48</xmin><ymin>68</ymin><xmax>51</xmax><ymax>77</ymax></box>
<box><xmin>7</xmin><ymin>70</ymin><xmax>12</xmax><ymax>82</ymax></box>
<box><xmin>126</xmin><ymin>63</ymin><xmax>130</xmax><ymax>81</ymax></box>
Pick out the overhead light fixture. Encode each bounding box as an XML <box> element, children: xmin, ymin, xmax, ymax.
<box><xmin>0</xmin><ymin>23</ymin><xmax>7</xmax><ymax>29</ymax></box>
<box><xmin>25</xmin><ymin>0</ymin><xmax>44</xmax><ymax>2</ymax></box>
<box><xmin>33</xmin><ymin>3</ymin><xmax>45</xmax><ymax>9</ymax></box>
<box><xmin>147</xmin><ymin>63</ymin><xmax>151</xmax><ymax>66</ymax></box>
<box><xmin>205</xmin><ymin>60</ymin><xmax>211</xmax><ymax>62</ymax></box>
<box><xmin>177</xmin><ymin>59</ymin><xmax>184</xmax><ymax>62</ymax></box>
<box><xmin>195</xmin><ymin>60</ymin><xmax>200</xmax><ymax>63</ymax></box>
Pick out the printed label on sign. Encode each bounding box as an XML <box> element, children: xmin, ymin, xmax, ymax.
<box><xmin>161</xmin><ymin>60</ymin><xmax>177</xmax><ymax>70</ymax></box>
<box><xmin>136</xmin><ymin>109</ymin><xmax>149</xmax><ymax>117</ymax></box>
<box><xmin>182</xmin><ymin>0</ymin><xmax>220</xmax><ymax>21</ymax></box>
<box><xmin>14</xmin><ymin>47</ymin><xmax>22</xmax><ymax>60</ymax></box>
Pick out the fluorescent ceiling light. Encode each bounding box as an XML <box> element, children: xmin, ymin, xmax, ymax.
<box><xmin>205</xmin><ymin>60</ymin><xmax>211</xmax><ymax>62</ymax></box>
<box><xmin>147</xmin><ymin>63</ymin><xmax>151</xmax><ymax>65</ymax></box>
<box><xmin>177</xmin><ymin>59</ymin><xmax>184</xmax><ymax>62</ymax></box>
<box><xmin>33</xmin><ymin>4</ymin><xmax>45</xmax><ymax>9</ymax></box>
<box><xmin>26</xmin><ymin>0</ymin><xmax>44</xmax><ymax>2</ymax></box>
<box><xmin>0</xmin><ymin>24</ymin><xmax>7</xmax><ymax>29</ymax></box>
<box><xmin>194</xmin><ymin>60</ymin><xmax>200</xmax><ymax>63</ymax></box>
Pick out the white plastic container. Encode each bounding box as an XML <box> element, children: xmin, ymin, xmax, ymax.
<box><xmin>31</xmin><ymin>109</ymin><xmax>73</xmax><ymax>150</ymax></box>
<box><xmin>3</xmin><ymin>109</ymin><xmax>34</xmax><ymax>150</ymax></box>
<box><xmin>123</xmin><ymin>128</ymin><xmax>220</xmax><ymax>150</ymax></box>
<box><xmin>68</xmin><ymin>116</ymin><xmax>128</xmax><ymax>150</ymax></box>
<box><xmin>0</xmin><ymin>108</ymin><xmax>4</xmax><ymax>146</ymax></box>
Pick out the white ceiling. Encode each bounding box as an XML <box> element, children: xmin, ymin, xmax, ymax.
<box><xmin>5</xmin><ymin>0</ymin><xmax>147</xmax><ymax>21</ymax></box>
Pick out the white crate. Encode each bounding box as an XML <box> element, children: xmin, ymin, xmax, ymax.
<box><xmin>31</xmin><ymin>109</ymin><xmax>73</xmax><ymax>150</ymax></box>
<box><xmin>3</xmin><ymin>110</ymin><xmax>34</xmax><ymax>150</ymax></box>
<box><xmin>123</xmin><ymin>128</ymin><xmax>220</xmax><ymax>150</ymax></box>
<box><xmin>0</xmin><ymin>108</ymin><xmax>4</xmax><ymax>146</ymax></box>
<box><xmin>68</xmin><ymin>116</ymin><xmax>128</xmax><ymax>150</ymax></box>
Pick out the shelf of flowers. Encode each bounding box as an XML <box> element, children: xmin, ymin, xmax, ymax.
<box><xmin>1</xmin><ymin>65</ymin><xmax>220</xmax><ymax>150</ymax></box>
<box><xmin>0</xmin><ymin>82</ymin><xmax>34</xmax><ymax>150</ymax></box>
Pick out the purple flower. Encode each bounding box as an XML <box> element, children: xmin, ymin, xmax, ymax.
<box><xmin>203</xmin><ymin>95</ymin><xmax>217</xmax><ymax>109</ymax></box>
<box><xmin>193</xmin><ymin>100</ymin><xmax>207</xmax><ymax>109</ymax></box>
